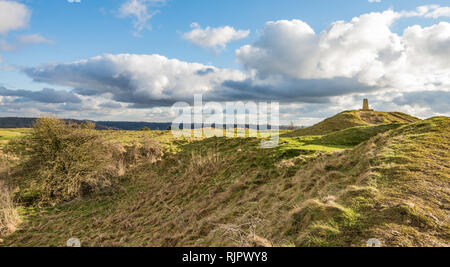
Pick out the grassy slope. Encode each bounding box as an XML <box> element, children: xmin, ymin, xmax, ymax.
<box><xmin>2</xmin><ymin>117</ymin><xmax>448</xmax><ymax>247</ymax></box>
<box><xmin>284</xmin><ymin>110</ymin><xmax>420</xmax><ymax>137</ymax></box>
<box><xmin>278</xmin><ymin>124</ymin><xmax>405</xmax><ymax>152</ymax></box>
<box><xmin>314</xmin><ymin>124</ymin><xmax>404</xmax><ymax>146</ymax></box>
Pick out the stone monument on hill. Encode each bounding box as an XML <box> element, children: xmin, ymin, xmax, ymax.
<box><xmin>361</xmin><ymin>99</ymin><xmax>374</xmax><ymax>111</ymax></box>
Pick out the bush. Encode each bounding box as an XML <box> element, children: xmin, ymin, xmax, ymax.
<box><xmin>6</xmin><ymin>118</ymin><xmax>117</xmax><ymax>204</ymax></box>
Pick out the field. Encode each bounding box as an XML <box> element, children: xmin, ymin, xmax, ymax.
<box><xmin>0</xmin><ymin>129</ymin><xmax>31</xmax><ymax>147</ymax></box>
<box><xmin>0</xmin><ymin>112</ymin><xmax>449</xmax><ymax>247</ymax></box>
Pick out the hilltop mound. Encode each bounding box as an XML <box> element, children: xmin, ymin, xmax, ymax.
<box><xmin>2</xmin><ymin>116</ymin><xmax>448</xmax><ymax>247</ymax></box>
<box><xmin>285</xmin><ymin>110</ymin><xmax>420</xmax><ymax>137</ymax></box>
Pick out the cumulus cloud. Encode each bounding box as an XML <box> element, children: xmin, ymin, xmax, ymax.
<box><xmin>3</xmin><ymin>5</ymin><xmax>448</xmax><ymax>123</ymax></box>
<box><xmin>183</xmin><ymin>23</ymin><xmax>250</xmax><ymax>49</ymax></box>
<box><xmin>392</xmin><ymin>90</ymin><xmax>450</xmax><ymax>114</ymax></box>
<box><xmin>0</xmin><ymin>86</ymin><xmax>82</xmax><ymax>104</ymax></box>
<box><xmin>236</xmin><ymin>7</ymin><xmax>450</xmax><ymax>96</ymax></box>
<box><xmin>23</xmin><ymin>53</ymin><xmax>371</xmax><ymax>106</ymax></box>
<box><xmin>0</xmin><ymin>0</ymin><xmax>30</xmax><ymax>35</ymax></box>
<box><xmin>219</xmin><ymin>77</ymin><xmax>376</xmax><ymax>103</ymax></box>
<box><xmin>0</xmin><ymin>2</ymin><xmax>51</xmax><ymax>55</ymax></box>
<box><xmin>24</xmin><ymin>54</ymin><xmax>247</xmax><ymax>107</ymax></box>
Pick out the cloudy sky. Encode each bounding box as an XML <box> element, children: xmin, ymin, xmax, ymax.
<box><xmin>0</xmin><ymin>0</ymin><xmax>449</xmax><ymax>126</ymax></box>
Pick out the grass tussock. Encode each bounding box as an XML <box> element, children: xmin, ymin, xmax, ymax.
<box><xmin>0</xmin><ymin>181</ymin><xmax>21</xmax><ymax>237</ymax></box>
<box><xmin>188</xmin><ymin>149</ymin><xmax>223</xmax><ymax>178</ymax></box>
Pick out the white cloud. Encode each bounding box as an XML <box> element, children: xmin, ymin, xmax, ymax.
<box><xmin>2</xmin><ymin>5</ymin><xmax>449</xmax><ymax>122</ymax></box>
<box><xmin>424</xmin><ymin>6</ymin><xmax>450</xmax><ymax>18</ymax></box>
<box><xmin>67</xmin><ymin>0</ymin><xmax>81</xmax><ymax>3</ymax></box>
<box><xmin>119</xmin><ymin>0</ymin><xmax>166</xmax><ymax>35</ymax></box>
<box><xmin>24</xmin><ymin>53</ymin><xmax>247</xmax><ymax>107</ymax></box>
<box><xmin>0</xmin><ymin>0</ymin><xmax>31</xmax><ymax>35</ymax></box>
<box><xmin>400</xmin><ymin>5</ymin><xmax>450</xmax><ymax>19</ymax></box>
<box><xmin>0</xmin><ymin>2</ymin><xmax>51</xmax><ymax>57</ymax></box>
<box><xmin>16</xmin><ymin>34</ymin><xmax>53</xmax><ymax>45</ymax></box>
<box><xmin>183</xmin><ymin>23</ymin><xmax>250</xmax><ymax>49</ymax></box>
<box><xmin>236</xmin><ymin>8</ymin><xmax>450</xmax><ymax>94</ymax></box>
<box><xmin>1</xmin><ymin>34</ymin><xmax>53</xmax><ymax>52</ymax></box>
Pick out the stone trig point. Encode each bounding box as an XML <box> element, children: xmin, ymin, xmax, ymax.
<box><xmin>361</xmin><ymin>99</ymin><xmax>374</xmax><ymax>111</ymax></box>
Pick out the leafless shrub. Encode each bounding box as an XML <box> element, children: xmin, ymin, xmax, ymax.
<box><xmin>5</xmin><ymin>117</ymin><xmax>117</xmax><ymax>204</ymax></box>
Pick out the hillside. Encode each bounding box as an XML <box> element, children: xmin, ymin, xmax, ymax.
<box><xmin>0</xmin><ymin>117</ymin><xmax>172</xmax><ymax>131</ymax></box>
<box><xmin>0</xmin><ymin>118</ymin><xmax>291</xmax><ymax>131</ymax></box>
<box><xmin>284</xmin><ymin>110</ymin><xmax>420</xmax><ymax>137</ymax></box>
<box><xmin>0</xmin><ymin>118</ymin><xmax>36</xmax><ymax>129</ymax></box>
<box><xmin>1</xmin><ymin>117</ymin><xmax>448</xmax><ymax>247</ymax></box>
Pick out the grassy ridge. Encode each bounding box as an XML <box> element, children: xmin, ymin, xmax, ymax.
<box><xmin>278</xmin><ymin>124</ymin><xmax>404</xmax><ymax>152</ymax></box>
<box><xmin>1</xmin><ymin>117</ymin><xmax>448</xmax><ymax>247</ymax></box>
<box><xmin>285</xmin><ymin>110</ymin><xmax>420</xmax><ymax>137</ymax></box>
<box><xmin>315</xmin><ymin>124</ymin><xmax>404</xmax><ymax>146</ymax></box>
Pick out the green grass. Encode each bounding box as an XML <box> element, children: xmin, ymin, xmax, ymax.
<box><xmin>278</xmin><ymin>124</ymin><xmax>403</xmax><ymax>152</ymax></box>
<box><xmin>314</xmin><ymin>124</ymin><xmax>404</xmax><ymax>146</ymax></box>
<box><xmin>0</xmin><ymin>129</ymin><xmax>31</xmax><ymax>148</ymax></box>
<box><xmin>285</xmin><ymin>110</ymin><xmax>420</xmax><ymax>137</ymax></box>
<box><xmin>1</xmin><ymin>116</ymin><xmax>448</xmax><ymax>247</ymax></box>
<box><xmin>279</xmin><ymin>136</ymin><xmax>352</xmax><ymax>152</ymax></box>
<box><xmin>0</xmin><ymin>129</ymin><xmax>31</xmax><ymax>140</ymax></box>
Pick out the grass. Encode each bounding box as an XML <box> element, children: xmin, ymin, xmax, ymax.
<box><xmin>285</xmin><ymin>110</ymin><xmax>420</xmax><ymax>137</ymax></box>
<box><xmin>314</xmin><ymin>124</ymin><xmax>404</xmax><ymax>146</ymax></box>
<box><xmin>0</xmin><ymin>181</ymin><xmax>21</xmax><ymax>238</ymax></box>
<box><xmin>0</xmin><ymin>129</ymin><xmax>31</xmax><ymax>148</ymax></box>
<box><xmin>279</xmin><ymin>136</ymin><xmax>352</xmax><ymax>152</ymax></box>
<box><xmin>278</xmin><ymin>124</ymin><xmax>404</xmax><ymax>152</ymax></box>
<box><xmin>0</xmin><ymin>116</ymin><xmax>448</xmax><ymax>247</ymax></box>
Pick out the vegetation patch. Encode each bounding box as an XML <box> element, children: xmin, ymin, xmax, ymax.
<box><xmin>0</xmin><ymin>181</ymin><xmax>21</xmax><ymax>238</ymax></box>
<box><xmin>285</xmin><ymin>110</ymin><xmax>419</xmax><ymax>137</ymax></box>
<box><xmin>3</xmin><ymin>118</ymin><xmax>163</xmax><ymax>205</ymax></box>
<box><xmin>0</xmin><ymin>116</ymin><xmax>448</xmax><ymax>247</ymax></box>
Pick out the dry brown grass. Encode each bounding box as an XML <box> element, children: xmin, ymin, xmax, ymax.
<box><xmin>0</xmin><ymin>181</ymin><xmax>21</xmax><ymax>237</ymax></box>
<box><xmin>187</xmin><ymin>149</ymin><xmax>223</xmax><ymax>178</ymax></box>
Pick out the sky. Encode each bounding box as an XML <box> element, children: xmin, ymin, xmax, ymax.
<box><xmin>0</xmin><ymin>0</ymin><xmax>449</xmax><ymax>125</ymax></box>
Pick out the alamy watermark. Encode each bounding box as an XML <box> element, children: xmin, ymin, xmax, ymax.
<box><xmin>366</xmin><ymin>238</ymin><xmax>381</xmax><ymax>247</ymax></box>
<box><xmin>171</xmin><ymin>95</ymin><xmax>280</xmax><ymax>148</ymax></box>
<box><xmin>67</xmin><ymin>237</ymin><xmax>81</xmax><ymax>247</ymax></box>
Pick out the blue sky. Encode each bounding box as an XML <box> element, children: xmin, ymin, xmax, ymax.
<box><xmin>0</xmin><ymin>0</ymin><xmax>449</xmax><ymax>124</ymax></box>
